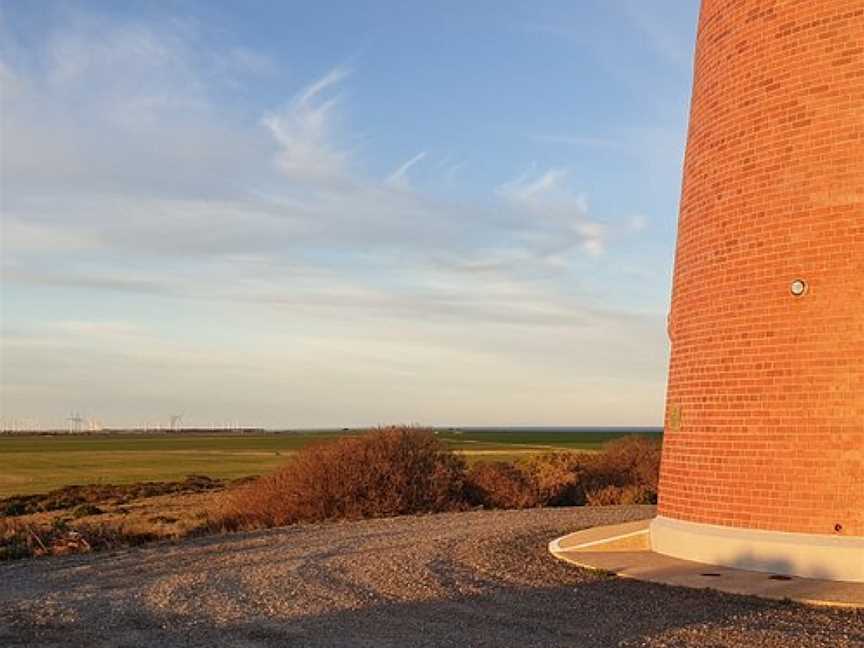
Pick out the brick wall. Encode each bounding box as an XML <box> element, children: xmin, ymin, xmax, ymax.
<box><xmin>658</xmin><ymin>0</ymin><xmax>864</xmax><ymax>536</ymax></box>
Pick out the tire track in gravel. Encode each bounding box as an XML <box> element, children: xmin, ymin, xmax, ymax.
<box><xmin>2</xmin><ymin>506</ymin><xmax>864</xmax><ymax>647</ymax></box>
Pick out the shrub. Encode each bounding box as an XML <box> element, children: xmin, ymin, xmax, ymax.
<box><xmin>584</xmin><ymin>435</ymin><xmax>662</xmax><ymax>501</ymax></box>
<box><xmin>464</xmin><ymin>462</ymin><xmax>539</xmax><ymax>509</ymax></box>
<box><xmin>466</xmin><ymin>436</ymin><xmax>662</xmax><ymax>510</ymax></box>
<box><xmin>1</xmin><ymin>430</ymin><xmax>664</xmax><ymax>561</ymax></box>
<box><xmin>0</xmin><ymin>516</ymin><xmax>163</xmax><ymax>560</ymax></box>
<box><xmin>522</xmin><ymin>452</ymin><xmax>590</xmax><ymax>506</ymax></box>
<box><xmin>465</xmin><ymin>437</ymin><xmax>661</xmax><ymax>510</ymax></box>
<box><xmin>220</xmin><ymin>426</ymin><xmax>466</xmax><ymax>528</ymax></box>
<box><xmin>69</xmin><ymin>521</ymin><xmax>159</xmax><ymax>553</ymax></box>
<box><xmin>0</xmin><ymin>518</ymin><xmax>31</xmax><ymax>560</ymax></box>
<box><xmin>585</xmin><ymin>484</ymin><xmax>655</xmax><ymax>507</ymax></box>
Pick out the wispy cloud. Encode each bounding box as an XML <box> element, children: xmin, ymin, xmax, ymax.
<box><xmin>262</xmin><ymin>66</ymin><xmax>352</xmax><ymax>182</ymax></box>
<box><xmin>1</xmin><ymin>9</ymin><xmax>666</xmax><ymax>427</ymax></box>
<box><xmin>498</xmin><ymin>168</ymin><xmax>574</xmax><ymax>203</ymax></box>
<box><xmin>498</xmin><ymin>168</ymin><xmax>603</xmax><ymax>256</ymax></box>
<box><xmin>385</xmin><ymin>151</ymin><xmax>426</xmax><ymax>189</ymax></box>
<box><xmin>443</xmin><ymin>159</ymin><xmax>468</xmax><ymax>184</ymax></box>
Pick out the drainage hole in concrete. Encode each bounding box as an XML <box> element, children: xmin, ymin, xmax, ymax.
<box><xmin>700</xmin><ymin>573</ymin><xmax>722</xmax><ymax>577</ymax></box>
<box><xmin>768</xmin><ymin>575</ymin><xmax>793</xmax><ymax>581</ymax></box>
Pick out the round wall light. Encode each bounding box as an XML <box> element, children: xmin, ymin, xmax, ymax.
<box><xmin>790</xmin><ymin>279</ymin><xmax>808</xmax><ymax>297</ymax></box>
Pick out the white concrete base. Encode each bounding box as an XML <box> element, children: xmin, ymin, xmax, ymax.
<box><xmin>650</xmin><ymin>516</ymin><xmax>864</xmax><ymax>583</ymax></box>
<box><xmin>549</xmin><ymin>520</ymin><xmax>864</xmax><ymax>608</ymax></box>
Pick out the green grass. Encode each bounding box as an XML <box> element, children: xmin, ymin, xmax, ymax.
<box><xmin>0</xmin><ymin>433</ymin><xmax>343</xmax><ymax>497</ymax></box>
<box><xmin>0</xmin><ymin>429</ymin><xmax>661</xmax><ymax>498</ymax></box>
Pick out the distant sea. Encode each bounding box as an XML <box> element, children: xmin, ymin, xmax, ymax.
<box><xmin>451</xmin><ymin>426</ymin><xmax>662</xmax><ymax>434</ymax></box>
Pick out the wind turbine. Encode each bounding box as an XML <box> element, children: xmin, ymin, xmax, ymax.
<box><xmin>66</xmin><ymin>413</ymin><xmax>85</xmax><ymax>433</ymax></box>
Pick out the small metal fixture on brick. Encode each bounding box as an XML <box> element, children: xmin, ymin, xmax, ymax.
<box><xmin>789</xmin><ymin>279</ymin><xmax>807</xmax><ymax>297</ymax></box>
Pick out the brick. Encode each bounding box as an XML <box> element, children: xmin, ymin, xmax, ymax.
<box><xmin>658</xmin><ymin>0</ymin><xmax>864</xmax><ymax>537</ymax></box>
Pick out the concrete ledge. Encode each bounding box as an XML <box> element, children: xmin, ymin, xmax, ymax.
<box><xmin>651</xmin><ymin>516</ymin><xmax>864</xmax><ymax>583</ymax></box>
<box><xmin>548</xmin><ymin>519</ymin><xmax>650</xmax><ymax>553</ymax></box>
<box><xmin>549</xmin><ymin>520</ymin><xmax>864</xmax><ymax>609</ymax></box>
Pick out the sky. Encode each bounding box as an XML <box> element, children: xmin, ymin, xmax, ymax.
<box><xmin>0</xmin><ymin>1</ymin><xmax>701</xmax><ymax>429</ymax></box>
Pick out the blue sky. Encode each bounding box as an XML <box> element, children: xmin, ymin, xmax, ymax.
<box><xmin>0</xmin><ymin>1</ymin><xmax>700</xmax><ymax>429</ymax></box>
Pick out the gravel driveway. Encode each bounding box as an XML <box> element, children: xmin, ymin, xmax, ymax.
<box><xmin>2</xmin><ymin>506</ymin><xmax>863</xmax><ymax>647</ymax></box>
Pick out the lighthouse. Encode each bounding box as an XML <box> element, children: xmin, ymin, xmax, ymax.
<box><xmin>651</xmin><ymin>0</ymin><xmax>864</xmax><ymax>581</ymax></box>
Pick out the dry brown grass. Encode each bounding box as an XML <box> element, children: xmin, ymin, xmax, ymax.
<box><xmin>0</xmin><ymin>489</ymin><xmax>222</xmax><ymax>560</ymax></box>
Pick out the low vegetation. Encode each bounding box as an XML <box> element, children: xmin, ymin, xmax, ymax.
<box><xmin>0</xmin><ymin>485</ymin><xmax>227</xmax><ymax>561</ymax></box>
<box><xmin>0</xmin><ymin>516</ymin><xmax>162</xmax><ymax>560</ymax></box>
<box><xmin>0</xmin><ymin>427</ymin><xmax>661</xmax><ymax>560</ymax></box>
<box><xmin>217</xmin><ymin>426</ymin><xmax>467</xmax><ymax>529</ymax></box>
<box><xmin>0</xmin><ymin>475</ymin><xmax>226</xmax><ymax>517</ymax></box>
<box><xmin>462</xmin><ymin>436</ymin><xmax>660</xmax><ymax>510</ymax></box>
<box><xmin>215</xmin><ymin>427</ymin><xmax>660</xmax><ymax>529</ymax></box>
<box><xmin>0</xmin><ymin>427</ymin><xmax>661</xmax><ymax>497</ymax></box>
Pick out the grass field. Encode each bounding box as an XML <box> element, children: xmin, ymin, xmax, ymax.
<box><xmin>0</xmin><ymin>428</ymin><xmax>661</xmax><ymax>498</ymax></box>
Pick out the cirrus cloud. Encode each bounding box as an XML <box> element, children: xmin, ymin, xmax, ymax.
<box><xmin>0</xmin><ymin>8</ymin><xmax>667</xmax><ymax>428</ymax></box>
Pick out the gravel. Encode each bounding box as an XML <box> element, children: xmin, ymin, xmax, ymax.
<box><xmin>2</xmin><ymin>505</ymin><xmax>863</xmax><ymax>647</ymax></box>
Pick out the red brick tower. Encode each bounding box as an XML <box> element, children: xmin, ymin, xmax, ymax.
<box><xmin>651</xmin><ymin>0</ymin><xmax>864</xmax><ymax>581</ymax></box>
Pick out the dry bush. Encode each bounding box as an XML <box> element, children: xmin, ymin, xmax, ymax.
<box><xmin>463</xmin><ymin>436</ymin><xmax>662</xmax><ymax>511</ymax></box>
<box><xmin>583</xmin><ymin>435</ymin><xmax>662</xmax><ymax>501</ymax></box>
<box><xmin>1</xmin><ymin>488</ymin><xmax>221</xmax><ymax>561</ymax></box>
<box><xmin>0</xmin><ymin>517</ymin><xmax>82</xmax><ymax>559</ymax></box>
<box><xmin>70</xmin><ymin>521</ymin><xmax>160</xmax><ymax>552</ymax></box>
<box><xmin>218</xmin><ymin>426</ymin><xmax>466</xmax><ymax>529</ymax></box>
<box><xmin>0</xmin><ymin>517</ymin><xmax>31</xmax><ymax>560</ymax></box>
<box><xmin>585</xmin><ymin>484</ymin><xmax>654</xmax><ymax>507</ymax></box>
<box><xmin>463</xmin><ymin>462</ymin><xmax>539</xmax><ymax>509</ymax></box>
<box><xmin>522</xmin><ymin>453</ymin><xmax>591</xmax><ymax>506</ymax></box>
<box><xmin>0</xmin><ymin>516</ymin><xmax>162</xmax><ymax>560</ymax></box>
